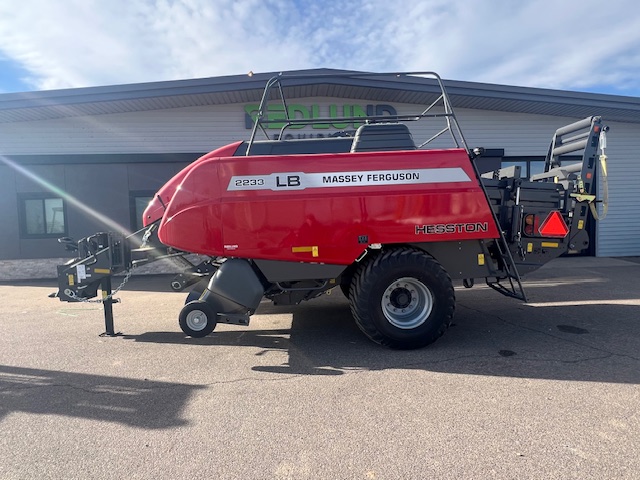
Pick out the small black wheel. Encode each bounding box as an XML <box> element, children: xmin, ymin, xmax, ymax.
<box><xmin>349</xmin><ymin>248</ymin><xmax>455</xmax><ymax>349</ymax></box>
<box><xmin>179</xmin><ymin>301</ymin><xmax>217</xmax><ymax>337</ymax></box>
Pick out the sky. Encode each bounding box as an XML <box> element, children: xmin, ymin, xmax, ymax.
<box><xmin>0</xmin><ymin>0</ymin><xmax>639</xmax><ymax>96</ymax></box>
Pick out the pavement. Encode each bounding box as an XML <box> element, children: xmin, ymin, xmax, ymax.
<box><xmin>1</xmin><ymin>257</ymin><xmax>639</xmax><ymax>479</ymax></box>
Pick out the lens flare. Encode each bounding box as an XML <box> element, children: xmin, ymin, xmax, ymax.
<box><xmin>1</xmin><ymin>154</ymin><xmax>131</xmax><ymax>235</ymax></box>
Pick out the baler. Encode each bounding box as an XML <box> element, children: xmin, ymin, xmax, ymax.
<box><xmin>54</xmin><ymin>72</ymin><xmax>609</xmax><ymax>349</ymax></box>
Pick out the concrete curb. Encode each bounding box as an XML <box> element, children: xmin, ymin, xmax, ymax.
<box><xmin>0</xmin><ymin>255</ymin><xmax>205</xmax><ymax>281</ymax></box>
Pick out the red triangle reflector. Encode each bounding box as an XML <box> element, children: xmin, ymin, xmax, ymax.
<box><xmin>539</xmin><ymin>211</ymin><xmax>569</xmax><ymax>238</ymax></box>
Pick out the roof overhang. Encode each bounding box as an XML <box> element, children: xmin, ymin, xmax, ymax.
<box><xmin>1</xmin><ymin>68</ymin><xmax>639</xmax><ymax>124</ymax></box>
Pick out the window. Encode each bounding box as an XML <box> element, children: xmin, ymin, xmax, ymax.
<box><xmin>500</xmin><ymin>157</ymin><xmax>546</xmax><ymax>180</ymax></box>
<box><xmin>501</xmin><ymin>156</ymin><xmax>580</xmax><ymax>180</ymax></box>
<box><xmin>18</xmin><ymin>194</ymin><xmax>67</xmax><ymax>238</ymax></box>
<box><xmin>130</xmin><ymin>191</ymin><xmax>156</xmax><ymax>233</ymax></box>
<box><xmin>501</xmin><ymin>160</ymin><xmax>529</xmax><ymax>178</ymax></box>
<box><xmin>529</xmin><ymin>161</ymin><xmax>546</xmax><ymax>179</ymax></box>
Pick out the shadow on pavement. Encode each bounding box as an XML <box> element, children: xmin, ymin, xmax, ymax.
<box><xmin>123</xmin><ymin>288</ymin><xmax>640</xmax><ymax>384</ymax></box>
<box><xmin>35</xmin><ymin>259</ymin><xmax>634</xmax><ymax>384</ymax></box>
<box><xmin>0</xmin><ymin>365</ymin><xmax>204</xmax><ymax>428</ymax></box>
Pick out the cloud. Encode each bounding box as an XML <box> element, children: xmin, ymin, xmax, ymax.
<box><xmin>0</xmin><ymin>0</ymin><xmax>638</xmax><ymax>94</ymax></box>
<box><xmin>367</xmin><ymin>0</ymin><xmax>640</xmax><ymax>93</ymax></box>
<box><xmin>0</xmin><ymin>0</ymin><xmax>314</xmax><ymax>90</ymax></box>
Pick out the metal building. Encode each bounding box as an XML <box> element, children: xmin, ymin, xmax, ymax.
<box><xmin>1</xmin><ymin>69</ymin><xmax>639</xmax><ymax>279</ymax></box>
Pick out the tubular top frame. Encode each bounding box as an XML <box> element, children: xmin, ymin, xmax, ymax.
<box><xmin>245</xmin><ymin>71</ymin><xmax>471</xmax><ymax>156</ymax></box>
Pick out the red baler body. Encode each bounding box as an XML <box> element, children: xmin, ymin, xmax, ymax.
<box><xmin>147</xmin><ymin>147</ymin><xmax>499</xmax><ymax>265</ymax></box>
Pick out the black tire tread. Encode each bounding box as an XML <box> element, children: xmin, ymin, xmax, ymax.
<box><xmin>349</xmin><ymin>248</ymin><xmax>455</xmax><ymax>349</ymax></box>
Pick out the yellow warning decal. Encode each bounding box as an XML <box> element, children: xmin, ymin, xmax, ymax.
<box><xmin>477</xmin><ymin>254</ymin><xmax>485</xmax><ymax>266</ymax></box>
<box><xmin>541</xmin><ymin>242</ymin><xmax>559</xmax><ymax>248</ymax></box>
<box><xmin>94</xmin><ymin>268</ymin><xmax>110</xmax><ymax>274</ymax></box>
<box><xmin>68</xmin><ymin>274</ymin><xmax>74</xmax><ymax>286</ymax></box>
<box><xmin>577</xmin><ymin>220</ymin><xmax>584</xmax><ymax>230</ymax></box>
<box><xmin>292</xmin><ymin>246</ymin><xmax>319</xmax><ymax>257</ymax></box>
<box><xmin>527</xmin><ymin>243</ymin><xmax>533</xmax><ymax>253</ymax></box>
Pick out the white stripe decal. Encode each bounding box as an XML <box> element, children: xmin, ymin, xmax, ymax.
<box><xmin>227</xmin><ymin>168</ymin><xmax>471</xmax><ymax>191</ymax></box>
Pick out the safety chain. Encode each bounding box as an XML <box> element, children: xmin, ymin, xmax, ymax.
<box><xmin>515</xmin><ymin>232</ymin><xmax>526</xmax><ymax>261</ymax></box>
<box><xmin>65</xmin><ymin>265</ymin><xmax>136</xmax><ymax>303</ymax></box>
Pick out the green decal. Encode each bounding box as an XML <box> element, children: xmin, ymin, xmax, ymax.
<box><xmin>244</xmin><ymin>103</ymin><xmax>397</xmax><ymax>130</ymax></box>
<box><xmin>311</xmin><ymin>105</ymin><xmax>329</xmax><ymax>129</ymax></box>
<box><xmin>288</xmin><ymin>104</ymin><xmax>309</xmax><ymax>129</ymax></box>
<box><xmin>329</xmin><ymin>105</ymin><xmax>348</xmax><ymax>130</ymax></box>
<box><xmin>351</xmin><ymin>105</ymin><xmax>367</xmax><ymax>129</ymax></box>
<box><xmin>267</xmin><ymin>104</ymin><xmax>287</xmax><ymax>129</ymax></box>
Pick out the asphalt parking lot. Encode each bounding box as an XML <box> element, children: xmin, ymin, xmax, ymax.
<box><xmin>1</xmin><ymin>257</ymin><xmax>639</xmax><ymax>479</ymax></box>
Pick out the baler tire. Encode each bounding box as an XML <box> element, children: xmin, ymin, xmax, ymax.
<box><xmin>340</xmin><ymin>275</ymin><xmax>352</xmax><ymax>298</ymax></box>
<box><xmin>349</xmin><ymin>248</ymin><xmax>455</xmax><ymax>349</ymax></box>
<box><xmin>179</xmin><ymin>300</ymin><xmax>217</xmax><ymax>338</ymax></box>
<box><xmin>339</xmin><ymin>264</ymin><xmax>357</xmax><ymax>298</ymax></box>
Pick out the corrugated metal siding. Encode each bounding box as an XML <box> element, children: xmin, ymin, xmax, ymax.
<box><xmin>2</xmin><ymin>98</ymin><xmax>638</xmax><ymax>256</ymax></box>
<box><xmin>592</xmin><ymin>122</ymin><xmax>640</xmax><ymax>257</ymax></box>
<box><xmin>422</xmin><ymin>108</ymin><xmax>580</xmax><ymax>155</ymax></box>
<box><xmin>0</xmin><ymin>104</ymin><xmax>247</xmax><ymax>155</ymax></box>
<box><xmin>0</xmin><ymin>100</ymin><xmax>586</xmax><ymax>156</ymax></box>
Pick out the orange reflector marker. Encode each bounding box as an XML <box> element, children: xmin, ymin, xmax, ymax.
<box><xmin>538</xmin><ymin>211</ymin><xmax>569</xmax><ymax>238</ymax></box>
<box><xmin>523</xmin><ymin>214</ymin><xmax>539</xmax><ymax>236</ymax></box>
<box><xmin>292</xmin><ymin>246</ymin><xmax>319</xmax><ymax>257</ymax></box>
